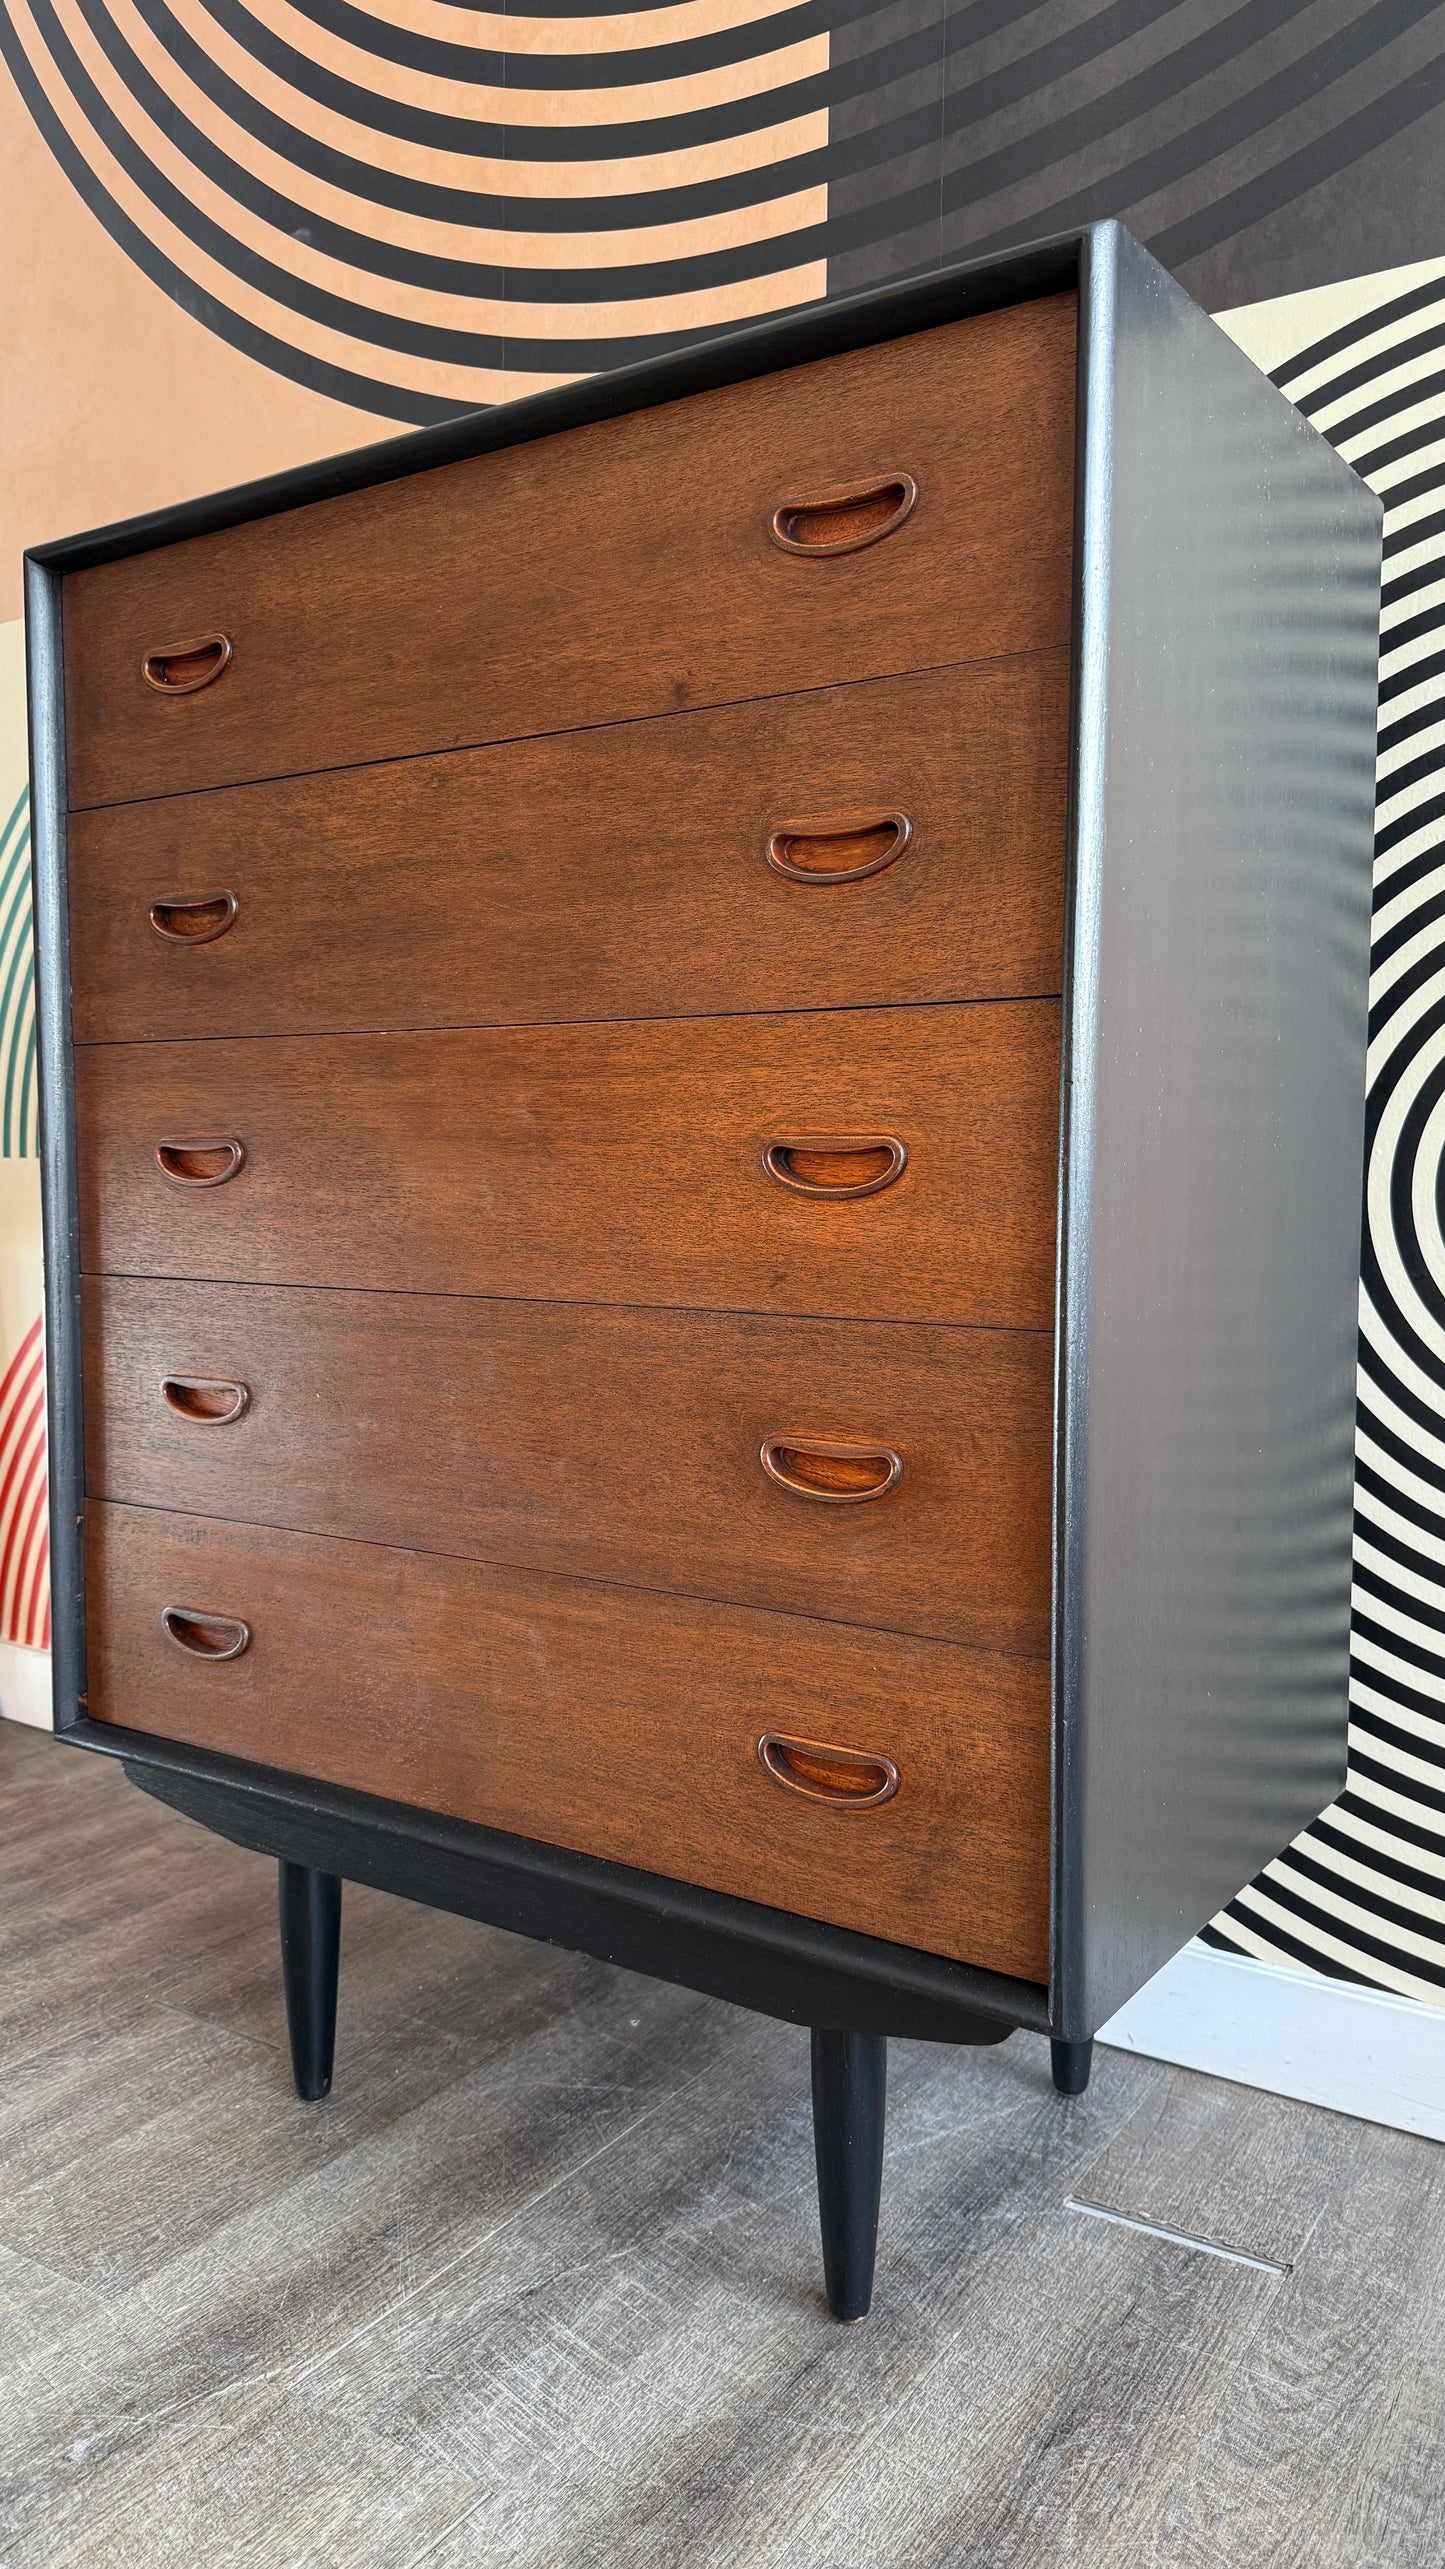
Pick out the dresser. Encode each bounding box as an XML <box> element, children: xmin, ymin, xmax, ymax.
<box><xmin>28</xmin><ymin>222</ymin><xmax>1382</xmax><ymax>2322</ymax></box>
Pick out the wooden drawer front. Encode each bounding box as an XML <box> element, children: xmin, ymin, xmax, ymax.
<box><xmin>85</xmin><ymin>1279</ymin><xmax>1053</xmax><ymax>1656</ymax></box>
<box><xmin>87</xmin><ymin>1503</ymin><xmax>1051</xmax><ymax>1979</ymax></box>
<box><xmin>68</xmin><ymin>657</ymin><xmax>1069</xmax><ymax>1046</ymax></box>
<box><xmin>75</xmin><ymin>1003</ymin><xmax>1061</xmax><ymax>1327</ymax></box>
<box><xmin>63</xmin><ymin>297</ymin><xmax>1076</xmax><ymax>810</ymax></box>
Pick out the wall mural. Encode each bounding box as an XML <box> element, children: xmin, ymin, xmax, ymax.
<box><xmin>0</xmin><ymin>0</ymin><xmax>832</xmax><ymax>418</ymax></box>
<box><xmin>2</xmin><ymin>0</ymin><xmax>1445</xmax><ymax>1999</ymax></box>
<box><xmin>5</xmin><ymin>0</ymin><xmax>1445</xmax><ymax>422</ymax></box>
<box><xmin>0</xmin><ymin>1312</ymin><xmax>50</xmax><ymax>1653</ymax></box>
<box><xmin>0</xmin><ymin>631</ymin><xmax>47</xmax><ymax>1708</ymax></box>
<box><xmin>0</xmin><ymin>783</ymin><xmax>44</xmax><ymax>1661</ymax></box>
<box><xmin>0</xmin><ymin>787</ymin><xmax>36</xmax><ymax>1163</ymax></box>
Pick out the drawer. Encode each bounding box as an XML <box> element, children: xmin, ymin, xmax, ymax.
<box><xmin>63</xmin><ymin>296</ymin><xmax>1076</xmax><ymax>810</ymax></box>
<box><xmin>84</xmin><ymin>1279</ymin><xmax>1053</xmax><ymax>1655</ymax></box>
<box><xmin>86</xmin><ymin>1502</ymin><xmax>1051</xmax><ymax>1979</ymax></box>
<box><xmin>75</xmin><ymin>1002</ymin><xmax>1061</xmax><ymax>1327</ymax></box>
<box><xmin>67</xmin><ymin>656</ymin><xmax>1069</xmax><ymax>1046</ymax></box>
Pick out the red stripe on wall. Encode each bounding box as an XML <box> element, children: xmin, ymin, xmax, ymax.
<box><xmin>0</xmin><ymin>1314</ymin><xmax>49</xmax><ymax>1650</ymax></box>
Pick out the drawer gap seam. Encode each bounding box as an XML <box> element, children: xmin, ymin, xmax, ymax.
<box><xmin>85</xmin><ymin>1492</ymin><xmax>1055</xmax><ymax>1668</ymax></box>
<box><xmin>77</xmin><ymin>1268</ymin><xmax>1057</xmax><ymax>1336</ymax></box>
<box><xmin>63</xmin><ymin>641</ymin><xmax>1075</xmax><ymax>817</ymax></box>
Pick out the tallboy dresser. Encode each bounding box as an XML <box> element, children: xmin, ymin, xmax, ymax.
<box><xmin>30</xmin><ymin>223</ymin><xmax>1381</xmax><ymax>2320</ymax></box>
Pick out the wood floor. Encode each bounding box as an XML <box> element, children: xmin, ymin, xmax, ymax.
<box><xmin>1</xmin><ymin>1721</ymin><xmax>1440</xmax><ymax>2568</ymax></box>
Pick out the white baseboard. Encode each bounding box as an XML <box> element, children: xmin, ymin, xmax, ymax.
<box><xmin>0</xmin><ymin>1640</ymin><xmax>52</xmax><ymax>1729</ymax></box>
<box><xmin>1099</xmin><ymin>1942</ymin><xmax>1445</xmax><ymax>2143</ymax></box>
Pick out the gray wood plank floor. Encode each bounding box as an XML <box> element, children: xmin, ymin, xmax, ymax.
<box><xmin>1</xmin><ymin>1721</ymin><xmax>1440</xmax><ymax>2567</ymax></box>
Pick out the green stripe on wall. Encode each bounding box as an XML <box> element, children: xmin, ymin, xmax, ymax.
<box><xmin>0</xmin><ymin>786</ymin><xmax>37</xmax><ymax>1160</ymax></box>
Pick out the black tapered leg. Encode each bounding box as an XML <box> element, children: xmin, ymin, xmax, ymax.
<box><xmin>278</xmin><ymin>1862</ymin><xmax>342</xmax><ymax>2101</ymax></box>
<box><xmin>1051</xmin><ymin>2036</ymin><xmax>1093</xmax><ymax>2096</ymax></box>
<box><xmin>811</xmin><ymin>2028</ymin><xmax>886</xmax><ymax>2322</ymax></box>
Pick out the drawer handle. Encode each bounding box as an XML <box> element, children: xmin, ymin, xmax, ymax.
<box><xmin>161</xmin><ymin>1374</ymin><xmax>250</xmax><ymax>1426</ymax></box>
<box><xmin>150</xmin><ymin>890</ymin><xmax>238</xmax><ymax>945</ymax></box>
<box><xmin>760</xmin><ymin>1434</ymin><xmax>902</xmax><ymax>1503</ymax></box>
<box><xmin>758</xmin><ymin>1732</ymin><xmax>900</xmax><ymax>1809</ymax></box>
<box><xmin>155</xmin><ymin>1135</ymin><xmax>245</xmax><ymax>1187</ymax></box>
<box><xmin>770</xmin><ymin>474</ymin><xmax>918</xmax><ymax>558</ymax></box>
<box><xmin>767</xmin><ymin>812</ymin><xmax>912</xmax><ymax>886</ymax></box>
<box><xmin>142</xmin><ymin>634</ymin><xmax>232</xmax><ymax>695</ymax></box>
<box><xmin>763</xmin><ymin>1134</ymin><xmax>907</xmax><ymax>1198</ymax></box>
<box><xmin>161</xmin><ymin>1605</ymin><xmax>251</xmax><ymax>1662</ymax></box>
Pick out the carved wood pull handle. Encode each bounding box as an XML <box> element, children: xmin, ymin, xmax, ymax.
<box><xmin>150</xmin><ymin>891</ymin><xmax>238</xmax><ymax>944</ymax></box>
<box><xmin>142</xmin><ymin>635</ymin><xmax>232</xmax><ymax>695</ymax></box>
<box><xmin>767</xmin><ymin>812</ymin><xmax>912</xmax><ymax>886</ymax></box>
<box><xmin>763</xmin><ymin>1135</ymin><xmax>907</xmax><ymax>1198</ymax></box>
<box><xmin>758</xmin><ymin>1733</ymin><xmax>900</xmax><ymax>1808</ymax></box>
<box><xmin>161</xmin><ymin>1605</ymin><xmax>251</xmax><ymax>1662</ymax></box>
<box><xmin>155</xmin><ymin>1136</ymin><xmax>246</xmax><ymax>1187</ymax></box>
<box><xmin>760</xmin><ymin>1435</ymin><xmax>903</xmax><ymax>1503</ymax></box>
<box><xmin>770</xmin><ymin>474</ymin><xmax>918</xmax><ymax>558</ymax></box>
<box><xmin>161</xmin><ymin>1374</ymin><xmax>251</xmax><ymax>1426</ymax></box>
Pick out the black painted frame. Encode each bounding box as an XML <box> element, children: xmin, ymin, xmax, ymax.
<box><xmin>26</xmin><ymin>219</ymin><xmax>1377</xmax><ymax>2050</ymax></box>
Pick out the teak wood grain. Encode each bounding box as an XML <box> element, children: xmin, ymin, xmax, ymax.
<box><xmin>85</xmin><ymin>1500</ymin><xmax>1052</xmax><ymax>1978</ymax></box>
<box><xmin>66</xmin><ymin>656</ymin><xmax>1069</xmax><ymax>1045</ymax></box>
<box><xmin>62</xmin><ymin>297</ymin><xmax>1076</xmax><ymax>809</ymax></box>
<box><xmin>74</xmin><ymin>1002</ymin><xmax>1062</xmax><ymax>1327</ymax></box>
<box><xmin>83</xmin><ymin>1277</ymin><xmax>1053</xmax><ymax>1654</ymax></box>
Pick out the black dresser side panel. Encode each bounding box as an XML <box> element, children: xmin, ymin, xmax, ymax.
<box><xmin>1055</xmin><ymin>222</ymin><xmax>1382</xmax><ymax>2039</ymax></box>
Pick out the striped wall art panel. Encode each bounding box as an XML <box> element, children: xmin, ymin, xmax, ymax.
<box><xmin>0</xmin><ymin>1314</ymin><xmax>49</xmax><ymax>1652</ymax></box>
<box><xmin>0</xmin><ymin>788</ymin><xmax>38</xmax><ymax>1166</ymax></box>
<box><xmin>0</xmin><ymin>781</ymin><xmax>45</xmax><ymax>1658</ymax></box>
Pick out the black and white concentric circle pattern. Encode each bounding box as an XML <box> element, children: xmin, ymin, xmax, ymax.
<box><xmin>1203</xmin><ymin>267</ymin><xmax>1445</xmax><ymax>1999</ymax></box>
